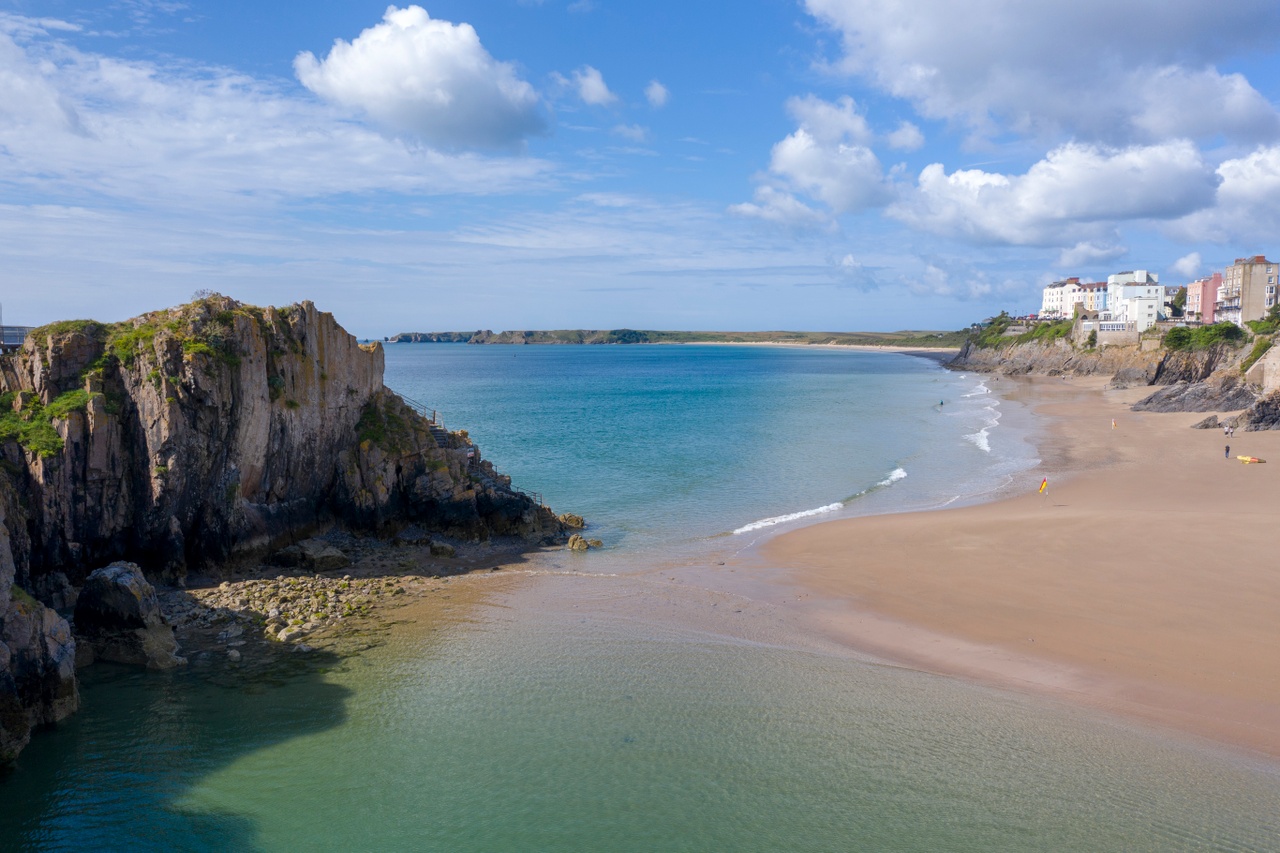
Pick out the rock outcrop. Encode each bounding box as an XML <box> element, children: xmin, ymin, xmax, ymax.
<box><xmin>73</xmin><ymin>562</ymin><xmax>184</xmax><ymax>670</ymax></box>
<box><xmin>0</xmin><ymin>500</ymin><xmax>78</xmax><ymax>763</ymax></box>
<box><xmin>1131</xmin><ymin>370</ymin><xmax>1259</xmax><ymax>413</ymax></box>
<box><xmin>0</xmin><ymin>295</ymin><xmax>569</xmax><ymax>762</ymax></box>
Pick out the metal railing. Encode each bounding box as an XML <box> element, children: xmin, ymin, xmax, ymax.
<box><xmin>0</xmin><ymin>326</ymin><xmax>33</xmax><ymax>349</ymax></box>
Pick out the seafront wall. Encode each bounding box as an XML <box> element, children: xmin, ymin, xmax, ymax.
<box><xmin>0</xmin><ymin>296</ymin><xmax>567</xmax><ymax>762</ymax></box>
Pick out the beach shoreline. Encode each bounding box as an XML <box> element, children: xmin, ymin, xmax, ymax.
<box><xmin>758</xmin><ymin>373</ymin><xmax>1280</xmax><ymax>761</ymax></box>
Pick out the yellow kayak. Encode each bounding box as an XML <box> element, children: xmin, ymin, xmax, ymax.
<box><xmin>1236</xmin><ymin>455</ymin><xmax>1267</xmax><ymax>464</ymax></box>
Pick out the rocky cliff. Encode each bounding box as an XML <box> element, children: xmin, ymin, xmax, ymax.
<box><xmin>950</xmin><ymin>336</ymin><xmax>1280</xmax><ymax>423</ymax></box>
<box><xmin>0</xmin><ymin>295</ymin><xmax>566</xmax><ymax>762</ymax></box>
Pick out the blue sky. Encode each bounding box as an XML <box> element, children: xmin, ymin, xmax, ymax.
<box><xmin>5</xmin><ymin>1</ymin><xmax>1280</xmax><ymax>336</ymax></box>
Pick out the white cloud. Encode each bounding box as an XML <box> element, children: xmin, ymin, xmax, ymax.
<box><xmin>569</xmin><ymin>65</ymin><xmax>616</xmax><ymax>105</ymax></box>
<box><xmin>886</xmin><ymin>121</ymin><xmax>923</xmax><ymax>151</ymax></box>
<box><xmin>728</xmin><ymin>186</ymin><xmax>831</xmax><ymax>228</ymax></box>
<box><xmin>835</xmin><ymin>253</ymin><xmax>881</xmax><ymax>290</ymax></box>
<box><xmin>0</xmin><ymin>18</ymin><xmax>554</xmax><ymax>209</ymax></box>
<box><xmin>1170</xmin><ymin>251</ymin><xmax>1202</xmax><ymax>279</ymax></box>
<box><xmin>741</xmin><ymin>95</ymin><xmax>888</xmax><ymax>217</ymax></box>
<box><xmin>768</xmin><ymin>128</ymin><xmax>890</xmax><ymax>213</ymax></box>
<box><xmin>805</xmin><ymin>0</ymin><xmax>1280</xmax><ymax>145</ymax></box>
<box><xmin>645</xmin><ymin>80</ymin><xmax>669</xmax><ymax>108</ymax></box>
<box><xmin>1171</xmin><ymin>146</ymin><xmax>1280</xmax><ymax>243</ymax></box>
<box><xmin>785</xmin><ymin>94</ymin><xmax>871</xmax><ymax>145</ymax></box>
<box><xmin>1057</xmin><ymin>242</ymin><xmax>1128</xmax><ymax>268</ymax></box>
<box><xmin>294</xmin><ymin>5</ymin><xmax>545</xmax><ymax>149</ymax></box>
<box><xmin>891</xmin><ymin>141</ymin><xmax>1219</xmax><ymax>245</ymax></box>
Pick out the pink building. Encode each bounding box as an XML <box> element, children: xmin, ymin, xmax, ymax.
<box><xmin>1186</xmin><ymin>273</ymin><xmax>1222</xmax><ymax>324</ymax></box>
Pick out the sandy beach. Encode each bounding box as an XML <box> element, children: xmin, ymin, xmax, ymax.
<box><xmin>765</xmin><ymin>374</ymin><xmax>1280</xmax><ymax>759</ymax></box>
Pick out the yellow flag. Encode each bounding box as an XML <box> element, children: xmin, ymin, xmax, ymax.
<box><xmin>1038</xmin><ymin>478</ymin><xmax>1048</xmax><ymax>494</ymax></box>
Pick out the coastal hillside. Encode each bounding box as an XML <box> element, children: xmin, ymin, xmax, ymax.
<box><xmin>389</xmin><ymin>329</ymin><xmax>967</xmax><ymax>347</ymax></box>
<box><xmin>948</xmin><ymin>319</ymin><xmax>1280</xmax><ymax>423</ymax></box>
<box><xmin>0</xmin><ymin>295</ymin><xmax>566</xmax><ymax>762</ymax></box>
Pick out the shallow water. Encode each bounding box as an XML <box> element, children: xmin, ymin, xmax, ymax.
<box><xmin>4</xmin><ymin>344</ymin><xmax>1279</xmax><ymax>851</ymax></box>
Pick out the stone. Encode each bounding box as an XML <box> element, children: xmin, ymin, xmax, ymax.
<box><xmin>73</xmin><ymin>562</ymin><xmax>185</xmax><ymax>671</ymax></box>
<box><xmin>298</xmin><ymin>539</ymin><xmax>351</xmax><ymax>572</ymax></box>
<box><xmin>587</xmin><ymin>539</ymin><xmax>603</xmax><ymax>548</ymax></box>
<box><xmin>226</xmin><ymin>648</ymin><xmax>241</xmax><ymax>662</ymax></box>
<box><xmin>558</xmin><ymin>513</ymin><xmax>587</xmax><ymax>529</ymax></box>
<box><xmin>567</xmin><ymin>534</ymin><xmax>590</xmax><ymax>551</ymax></box>
<box><xmin>1190</xmin><ymin>415</ymin><xmax>1221</xmax><ymax>429</ymax></box>
<box><xmin>429</xmin><ymin>541</ymin><xmax>456</xmax><ymax>558</ymax></box>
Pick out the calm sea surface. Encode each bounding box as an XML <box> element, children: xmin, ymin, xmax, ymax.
<box><xmin>3</xmin><ymin>344</ymin><xmax>1278</xmax><ymax>851</ymax></box>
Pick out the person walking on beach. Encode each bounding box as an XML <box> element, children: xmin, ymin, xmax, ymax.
<box><xmin>1226</xmin><ymin>444</ymin><xmax>1231</xmax><ymax>459</ymax></box>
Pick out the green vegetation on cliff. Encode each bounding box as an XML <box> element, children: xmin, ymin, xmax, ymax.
<box><xmin>0</xmin><ymin>389</ymin><xmax>92</xmax><ymax>458</ymax></box>
<box><xmin>1162</xmin><ymin>323</ymin><xmax>1246</xmax><ymax>351</ymax></box>
<box><xmin>968</xmin><ymin>313</ymin><xmax>1072</xmax><ymax>348</ymax></box>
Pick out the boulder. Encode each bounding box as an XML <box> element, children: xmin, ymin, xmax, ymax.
<box><xmin>567</xmin><ymin>534</ymin><xmax>590</xmax><ymax>551</ymax></box>
<box><xmin>1190</xmin><ymin>415</ymin><xmax>1221</xmax><ymax>429</ymax></box>
<box><xmin>558</xmin><ymin>513</ymin><xmax>586</xmax><ymax>529</ymax></box>
<box><xmin>73</xmin><ymin>562</ymin><xmax>185</xmax><ymax>670</ymax></box>
<box><xmin>298</xmin><ymin>539</ymin><xmax>351</xmax><ymax>572</ymax></box>
<box><xmin>429</xmin><ymin>541</ymin><xmax>456</xmax><ymax>558</ymax></box>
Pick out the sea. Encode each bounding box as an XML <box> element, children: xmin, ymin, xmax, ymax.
<box><xmin>2</xmin><ymin>343</ymin><xmax>1278</xmax><ymax>852</ymax></box>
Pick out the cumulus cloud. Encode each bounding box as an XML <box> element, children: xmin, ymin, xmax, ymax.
<box><xmin>645</xmin><ymin>80</ymin><xmax>669</xmax><ymax>108</ymax></box>
<box><xmin>728</xmin><ymin>186</ymin><xmax>831</xmax><ymax>228</ymax></box>
<box><xmin>1057</xmin><ymin>242</ymin><xmax>1128</xmax><ymax>268</ymax></box>
<box><xmin>769</xmin><ymin>128</ymin><xmax>890</xmax><ymax>212</ymax></box>
<box><xmin>804</xmin><ymin>0</ymin><xmax>1280</xmax><ymax>145</ymax></box>
<box><xmin>294</xmin><ymin>5</ymin><xmax>545</xmax><ymax>149</ymax></box>
<box><xmin>1171</xmin><ymin>146</ymin><xmax>1280</xmax><ymax>243</ymax></box>
<box><xmin>1170</xmin><ymin>251</ymin><xmax>1202</xmax><ymax>279</ymax></box>
<box><xmin>785</xmin><ymin>94</ymin><xmax>872</xmax><ymax>145</ymax></box>
<box><xmin>886</xmin><ymin>121</ymin><xmax>923</xmax><ymax>151</ymax></box>
<box><xmin>891</xmin><ymin>141</ymin><xmax>1219</xmax><ymax>245</ymax></box>
<box><xmin>568</xmin><ymin>65</ymin><xmax>616</xmax><ymax>105</ymax></box>
<box><xmin>0</xmin><ymin>16</ymin><xmax>554</xmax><ymax>209</ymax></box>
<box><xmin>738</xmin><ymin>95</ymin><xmax>889</xmax><ymax>218</ymax></box>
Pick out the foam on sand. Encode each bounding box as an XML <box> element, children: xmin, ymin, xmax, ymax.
<box><xmin>733</xmin><ymin>468</ymin><xmax>908</xmax><ymax>535</ymax></box>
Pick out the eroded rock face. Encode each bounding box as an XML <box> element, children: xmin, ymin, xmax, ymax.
<box><xmin>1132</xmin><ymin>370</ymin><xmax>1259</xmax><ymax>413</ymax></box>
<box><xmin>73</xmin><ymin>562</ymin><xmax>184</xmax><ymax>670</ymax></box>
<box><xmin>0</xmin><ymin>504</ymin><xmax>78</xmax><ymax>764</ymax></box>
<box><xmin>0</xmin><ymin>295</ymin><xmax>572</xmax><ymax>762</ymax></box>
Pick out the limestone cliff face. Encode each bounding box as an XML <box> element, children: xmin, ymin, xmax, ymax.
<box><xmin>0</xmin><ymin>296</ymin><xmax>566</xmax><ymax>761</ymax></box>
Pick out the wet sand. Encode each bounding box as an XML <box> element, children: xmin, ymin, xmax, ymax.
<box><xmin>763</xmin><ymin>375</ymin><xmax>1280</xmax><ymax>758</ymax></box>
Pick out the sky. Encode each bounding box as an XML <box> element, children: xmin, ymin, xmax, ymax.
<box><xmin>5</xmin><ymin>1</ymin><xmax>1280</xmax><ymax>337</ymax></box>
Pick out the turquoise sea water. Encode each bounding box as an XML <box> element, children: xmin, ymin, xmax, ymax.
<box><xmin>3</xmin><ymin>344</ymin><xmax>1279</xmax><ymax>851</ymax></box>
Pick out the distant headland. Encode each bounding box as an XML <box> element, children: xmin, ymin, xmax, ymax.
<box><xmin>386</xmin><ymin>329</ymin><xmax>967</xmax><ymax>347</ymax></box>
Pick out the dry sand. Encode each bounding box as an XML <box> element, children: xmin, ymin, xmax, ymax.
<box><xmin>764</xmin><ymin>374</ymin><xmax>1280</xmax><ymax>758</ymax></box>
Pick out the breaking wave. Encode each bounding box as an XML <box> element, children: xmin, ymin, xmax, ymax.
<box><xmin>732</xmin><ymin>467</ymin><xmax>908</xmax><ymax>535</ymax></box>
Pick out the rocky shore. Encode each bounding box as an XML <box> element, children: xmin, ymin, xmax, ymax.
<box><xmin>0</xmin><ymin>295</ymin><xmax>574</xmax><ymax>763</ymax></box>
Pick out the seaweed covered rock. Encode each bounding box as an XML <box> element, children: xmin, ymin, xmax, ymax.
<box><xmin>73</xmin><ymin>562</ymin><xmax>184</xmax><ymax>670</ymax></box>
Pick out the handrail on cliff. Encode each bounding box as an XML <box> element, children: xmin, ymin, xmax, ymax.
<box><xmin>397</xmin><ymin>393</ymin><xmax>439</xmax><ymax>426</ymax></box>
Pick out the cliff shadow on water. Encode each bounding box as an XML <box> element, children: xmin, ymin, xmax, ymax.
<box><xmin>0</xmin><ymin>649</ymin><xmax>351</xmax><ymax>851</ymax></box>
<box><xmin>0</xmin><ymin>294</ymin><xmax>569</xmax><ymax>768</ymax></box>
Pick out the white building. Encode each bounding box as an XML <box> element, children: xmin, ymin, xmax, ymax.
<box><xmin>1039</xmin><ymin>277</ymin><xmax>1084</xmax><ymax>319</ymax></box>
<box><xmin>1102</xmin><ymin>270</ymin><xmax>1163</xmax><ymax>332</ymax></box>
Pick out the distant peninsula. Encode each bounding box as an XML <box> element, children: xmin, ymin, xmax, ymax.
<box><xmin>387</xmin><ymin>329</ymin><xmax>967</xmax><ymax>347</ymax></box>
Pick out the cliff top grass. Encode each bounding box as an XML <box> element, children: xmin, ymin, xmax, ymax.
<box><xmin>1162</xmin><ymin>322</ymin><xmax>1246</xmax><ymax>352</ymax></box>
